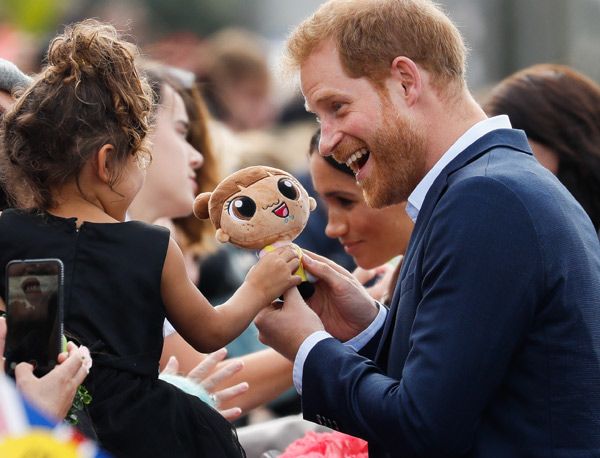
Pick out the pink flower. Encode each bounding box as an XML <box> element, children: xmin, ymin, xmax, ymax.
<box><xmin>280</xmin><ymin>431</ymin><xmax>368</xmax><ymax>458</ymax></box>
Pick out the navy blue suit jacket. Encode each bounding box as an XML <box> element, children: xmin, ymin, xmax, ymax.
<box><xmin>301</xmin><ymin>129</ymin><xmax>600</xmax><ymax>457</ymax></box>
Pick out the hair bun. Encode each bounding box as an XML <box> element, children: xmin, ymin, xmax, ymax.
<box><xmin>46</xmin><ymin>19</ymin><xmax>136</xmax><ymax>85</ymax></box>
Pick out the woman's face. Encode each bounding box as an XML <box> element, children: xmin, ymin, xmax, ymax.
<box><xmin>136</xmin><ymin>84</ymin><xmax>203</xmax><ymax>220</ymax></box>
<box><xmin>310</xmin><ymin>154</ymin><xmax>413</xmax><ymax>269</ymax></box>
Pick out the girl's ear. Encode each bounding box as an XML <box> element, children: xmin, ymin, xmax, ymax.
<box><xmin>193</xmin><ymin>192</ymin><xmax>211</xmax><ymax>220</ymax></box>
<box><xmin>96</xmin><ymin>144</ymin><xmax>115</xmax><ymax>184</ymax></box>
<box><xmin>215</xmin><ymin>228</ymin><xmax>230</xmax><ymax>243</ymax></box>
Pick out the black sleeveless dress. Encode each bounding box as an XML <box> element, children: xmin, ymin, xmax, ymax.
<box><xmin>0</xmin><ymin>209</ymin><xmax>244</xmax><ymax>457</ymax></box>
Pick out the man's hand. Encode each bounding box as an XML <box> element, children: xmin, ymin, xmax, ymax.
<box><xmin>161</xmin><ymin>349</ymin><xmax>249</xmax><ymax>421</ymax></box>
<box><xmin>15</xmin><ymin>342</ymin><xmax>91</xmax><ymax>420</ymax></box>
<box><xmin>302</xmin><ymin>250</ymin><xmax>379</xmax><ymax>341</ymax></box>
<box><xmin>255</xmin><ymin>287</ymin><xmax>325</xmax><ymax>361</ymax></box>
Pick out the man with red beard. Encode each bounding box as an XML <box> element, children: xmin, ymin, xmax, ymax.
<box><xmin>255</xmin><ymin>0</ymin><xmax>600</xmax><ymax>457</ymax></box>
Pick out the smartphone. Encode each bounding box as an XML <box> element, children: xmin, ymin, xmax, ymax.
<box><xmin>4</xmin><ymin>258</ymin><xmax>64</xmax><ymax>378</ymax></box>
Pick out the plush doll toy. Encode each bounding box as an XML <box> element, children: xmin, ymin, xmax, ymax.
<box><xmin>193</xmin><ymin>165</ymin><xmax>318</xmax><ymax>299</ymax></box>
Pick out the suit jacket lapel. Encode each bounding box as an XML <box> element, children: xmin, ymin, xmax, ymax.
<box><xmin>375</xmin><ymin>129</ymin><xmax>531</xmax><ymax>366</ymax></box>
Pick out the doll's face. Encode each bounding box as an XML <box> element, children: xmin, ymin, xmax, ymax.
<box><xmin>218</xmin><ymin>174</ymin><xmax>314</xmax><ymax>249</ymax></box>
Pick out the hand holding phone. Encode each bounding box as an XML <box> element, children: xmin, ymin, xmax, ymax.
<box><xmin>4</xmin><ymin>258</ymin><xmax>64</xmax><ymax>378</ymax></box>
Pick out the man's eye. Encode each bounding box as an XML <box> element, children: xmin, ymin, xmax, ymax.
<box><xmin>338</xmin><ymin>197</ymin><xmax>355</xmax><ymax>208</ymax></box>
<box><xmin>227</xmin><ymin>196</ymin><xmax>256</xmax><ymax>221</ymax></box>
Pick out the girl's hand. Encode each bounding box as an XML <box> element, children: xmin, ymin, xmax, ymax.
<box><xmin>244</xmin><ymin>246</ymin><xmax>302</xmax><ymax>305</ymax></box>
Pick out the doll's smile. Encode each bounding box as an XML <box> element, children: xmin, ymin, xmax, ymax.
<box><xmin>272</xmin><ymin>202</ymin><xmax>289</xmax><ymax>218</ymax></box>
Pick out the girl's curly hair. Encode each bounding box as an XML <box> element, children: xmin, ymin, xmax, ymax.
<box><xmin>0</xmin><ymin>19</ymin><xmax>153</xmax><ymax>210</ymax></box>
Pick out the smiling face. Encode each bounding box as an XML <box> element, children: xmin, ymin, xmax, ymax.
<box><xmin>301</xmin><ymin>40</ymin><xmax>426</xmax><ymax>208</ymax></box>
<box><xmin>215</xmin><ymin>169</ymin><xmax>316</xmax><ymax>249</ymax></box>
<box><xmin>310</xmin><ymin>153</ymin><xmax>413</xmax><ymax>268</ymax></box>
<box><xmin>133</xmin><ymin>84</ymin><xmax>204</xmax><ymax>221</ymax></box>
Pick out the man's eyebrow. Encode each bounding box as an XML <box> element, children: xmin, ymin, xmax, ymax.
<box><xmin>324</xmin><ymin>190</ymin><xmax>354</xmax><ymax>199</ymax></box>
<box><xmin>306</xmin><ymin>93</ymin><xmax>341</xmax><ymax>113</ymax></box>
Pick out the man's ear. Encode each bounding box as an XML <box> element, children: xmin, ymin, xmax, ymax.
<box><xmin>215</xmin><ymin>228</ymin><xmax>230</xmax><ymax>243</ymax></box>
<box><xmin>389</xmin><ymin>56</ymin><xmax>422</xmax><ymax>106</ymax></box>
<box><xmin>96</xmin><ymin>144</ymin><xmax>116</xmax><ymax>184</ymax></box>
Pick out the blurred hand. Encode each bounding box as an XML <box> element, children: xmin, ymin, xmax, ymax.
<box><xmin>162</xmin><ymin>348</ymin><xmax>249</xmax><ymax>421</ymax></box>
<box><xmin>353</xmin><ymin>257</ymin><xmax>401</xmax><ymax>303</ymax></box>
<box><xmin>15</xmin><ymin>342</ymin><xmax>91</xmax><ymax>420</ymax></box>
<box><xmin>301</xmin><ymin>250</ymin><xmax>379</xmax><ymax>341</ymax></box>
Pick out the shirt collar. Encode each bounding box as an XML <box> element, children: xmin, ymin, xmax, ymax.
<box><xmin>405</xmin><ymin>115</ymin><xmax>512</xmax><ymax>222</ymax></box>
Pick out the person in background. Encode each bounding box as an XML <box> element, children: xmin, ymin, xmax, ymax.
<box><xmin>483</xmin><ymin>63</ymin><xmax>600</xmax><ymax>233</ymax></box>
<box><xmin>0</xmin><ymin>58</ymin><xmax>33</xmax><ymax>209</ymax></box>
<box><xmin>200</xmin><ymin>28</ymin><xmax>276</xmax><ymax>132</ymax></box>
<box><xmin>255</xmin><ymin>0</ymin><xmax>600</xmax><ymax>456</ymax></box>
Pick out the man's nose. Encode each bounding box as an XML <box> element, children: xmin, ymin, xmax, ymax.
<box><xmin>318</xmin><ymin>124</ymin><xmax>342</xmax><ymax>156</ymax></box>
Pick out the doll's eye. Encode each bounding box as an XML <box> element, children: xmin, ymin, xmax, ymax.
<box><xmin>228</xmin><ymin>196</ymin><xmax>256</xmax><ymax>221</ymax></box>
<box><xmin>277</xmin><ymin>178</ymin><xmax>299</xmax><ymax>200</ymax></box>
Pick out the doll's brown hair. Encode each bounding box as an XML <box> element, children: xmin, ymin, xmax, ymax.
<box><xmin>0</xmin><ymin>19</ymin><xmax>153</xmax><ymax>210</ymax></box>
<box><xmin>194</xmin><ymin>166</ymin><xmax>291</xmax><ymax>230</ymax></box>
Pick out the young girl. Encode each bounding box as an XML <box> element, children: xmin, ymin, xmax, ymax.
<box><xmin>0</xmin><ymin>20</ymin><xmax>301</xmax><ymax>457</ymax></box>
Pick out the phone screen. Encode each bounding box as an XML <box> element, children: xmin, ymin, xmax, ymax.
<box><xmin>4</xmin><ymin>259</ymin><xmax>64</xmax><ymax>377</ymax></box>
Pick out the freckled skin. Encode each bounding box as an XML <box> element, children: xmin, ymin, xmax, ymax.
<box><xmin>219</xmin><ymin>174</ymin><xmax>314</xmax><ymax>250</ymax></box>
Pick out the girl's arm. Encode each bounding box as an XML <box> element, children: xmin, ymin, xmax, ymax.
<box><xmin>161</xmin><ymin>238</ymin><xmax>301</xmax><ymax>352</ymax></box>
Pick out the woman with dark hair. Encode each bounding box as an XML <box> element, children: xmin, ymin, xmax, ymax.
<box><xmin>483</xmin><ymin>64</ymin><xmax>600</xmax><ymax>232</ymax></box>
<box><xmin>307</xmin><ymin>129</ymin><xmax>413</xmax><ymax>303</ymax></box>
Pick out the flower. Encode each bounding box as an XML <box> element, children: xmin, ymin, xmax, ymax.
<box><xmin>280</xmin><ymin>431</ymin><xmax>368</xmax><ymax>458</ymax></box>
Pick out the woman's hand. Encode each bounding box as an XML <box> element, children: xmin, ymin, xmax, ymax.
<box><xmin>15</xmin><ymin>341</ymin><xmax>92</xmax><ymax>420</ymax></box>
<box><xmin>353</xmin><ymin>257</ymin><xmax>401</xmax><ymax>303</ymax></box>
<box><xmin>1</xmin><ymin>317</ymin><xmax>92</xmax><ymax>420</ymax></box>
<box><xmin>161</xmin><ymin>348</ymin><xmax>249</xmax><ymax>421</ymax></box>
